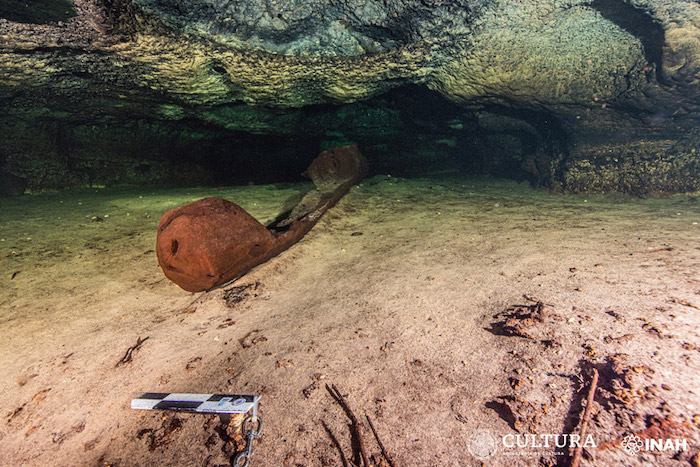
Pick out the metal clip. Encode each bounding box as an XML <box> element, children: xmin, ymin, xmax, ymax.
<box><xmin>233</xmin><ymin>416</ymin><xmax>263</xmax><ymax>467</ymax></box>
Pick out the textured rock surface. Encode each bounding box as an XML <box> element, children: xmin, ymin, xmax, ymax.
<box><xmin>0</xmin><ymin>0</ymin><xmax>699</xmax><ymax>194</ymax></box>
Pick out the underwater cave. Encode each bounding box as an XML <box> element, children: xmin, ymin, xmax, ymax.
<box><xmin>0</xmin><ymin>0</ymin><xmax>699</xmax><ymax>466</ymax></box>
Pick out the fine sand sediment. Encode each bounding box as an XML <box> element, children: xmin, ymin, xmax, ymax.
<box><xmin>1</xmin><ymin>176</ymin><xmax>698</xmax><ymax>466</ymax></box>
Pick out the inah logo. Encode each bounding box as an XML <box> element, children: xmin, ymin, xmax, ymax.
<box><xmin>621</xmin><ymin>434</ymin><xmax>644</xmax><ymax>454</ymax></box>
<box><xmin>619</xmin><ymin>434</ymin><xmax>688</xmax><ymax>454</ymax></box>
<box><xmin>467</xmin><ymin>430</ymin><xmax>499</xmax><ymax>461</ymax></box>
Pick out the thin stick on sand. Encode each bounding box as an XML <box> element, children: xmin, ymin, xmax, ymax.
<box><xmin>326</xmin><ymin>384</ymin><xmax>369</xmax><ymax>467</ymax></box>
<box><xmin>115</xmin><ymin>336</ymin><xmax>149</xmax><ymax>367</ymax></box>
<box><xmin>366</xmin><ymin>414</ymin><xmax>397</xmax><ymax>467</ymax></box>
<box><xmin>571</xmin><ymin>368</ymin><xmax>599</xmax><ymax>467</ymax></box>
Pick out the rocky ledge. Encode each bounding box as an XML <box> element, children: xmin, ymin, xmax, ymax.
<box><xmin>0</xmin><ymin>0</ymin><xmax>698</xmax><ymax>194</ymax></box>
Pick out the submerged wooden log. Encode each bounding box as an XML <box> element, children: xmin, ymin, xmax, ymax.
<box><xmin>156</xmin><ymin>144</ymin><xmax>368</xmax><ymax>292</ymax></box>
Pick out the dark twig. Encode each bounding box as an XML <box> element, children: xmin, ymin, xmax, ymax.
<box><xmin>326</xmin><ymin>384</ymin><xmax>369</xmax><ymax>467</ymax></box>
<box><xmin>116</xmin><ymin>336</ymin><xmax>149</xmax><ymax>367</ymax></box>
<box><xmin>321</xmin><ymin>420</ymin><xmax>351</xmax><ymax>467</ymax></box>
<box><xmin>570</xmin><ymin>368</ymin><xmax>599</xmax><ymax>467</ymax></box>
<box><xmin>366</xmin><ymin>414</ymin><xmax>397</xmax><ymax>467</ymax></box>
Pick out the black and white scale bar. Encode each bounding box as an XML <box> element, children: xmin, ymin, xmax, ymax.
<box><xmin>131</xmin><ymin>393</ymin><xmax>259</xmax><ymax>414</ymax></box>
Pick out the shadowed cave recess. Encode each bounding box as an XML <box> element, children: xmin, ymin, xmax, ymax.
<box><xmin>0</xmin><ymin>0</ymin><xmax>699</xmax><ymax>195</ymax></box>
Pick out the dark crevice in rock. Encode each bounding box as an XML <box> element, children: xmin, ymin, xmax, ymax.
<box><xmin>0</xmin><ymin>0</ymin><xmax>77</xmax><ymax>24</ymax></box>
<box><xmin>590</xmin><ymin>0</ymin><xmax>666</xmax><ymax>85</ymax></box>
<box><xmin>351</xmin><ymin>23</ymin><xmax>405</xmax><ymax>52</ymax></box>
<box><xmin>211</xmin><ymin>63</ymin><xmax>227</xmax><ymax>75</ymax></box>
<box><xmin>7</xmin><ymin>46</ymin><xmax>116</xmax><ymax>57</ymax></box>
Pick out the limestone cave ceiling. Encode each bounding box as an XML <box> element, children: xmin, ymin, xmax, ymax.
<box><xmin>0</xmin><ymin>0</ymin><xmax>699</xmax><ymax>193</ymax></box>
<box><xmin>1</xmin><ymin>0</ymin><xmax>699</xmax><ymax>124</ymax></box>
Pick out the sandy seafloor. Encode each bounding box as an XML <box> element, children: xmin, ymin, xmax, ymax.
<box><xmin>0</xmin><ymin>175</ymin><xmax>699</xmax><ymax>467</ymax></box>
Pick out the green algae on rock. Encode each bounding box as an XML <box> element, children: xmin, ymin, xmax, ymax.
<box><xmin>562</xmin><ymin>141</ymin><xmax>700</xmax><ymax>196</ymax></box>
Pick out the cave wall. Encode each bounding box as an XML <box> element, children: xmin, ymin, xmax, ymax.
<box><xmin>0</xmin><ymin>0</ymin><xmax>699</xmax><ymax>195</ymax></box>
<box><xmin>0</xmin><ymin>118</ymin><xmax>326</xmax><ymax>189</ymax></box>
<box><xmin>0</xmin><ymin>88</ymin><xmax>489</xmax><ymax>190</ymax></box>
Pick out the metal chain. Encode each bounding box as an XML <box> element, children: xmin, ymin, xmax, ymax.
<box><xmin>233</xmin><ymin>416</ymin><xmax>263</xmax><ymax>467</ymax></box>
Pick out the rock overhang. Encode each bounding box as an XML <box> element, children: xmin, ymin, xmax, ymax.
<box><xmin>0</xmin><ymin>0</ymin><xmax>698</xmax><ymax>194</ymax></box>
